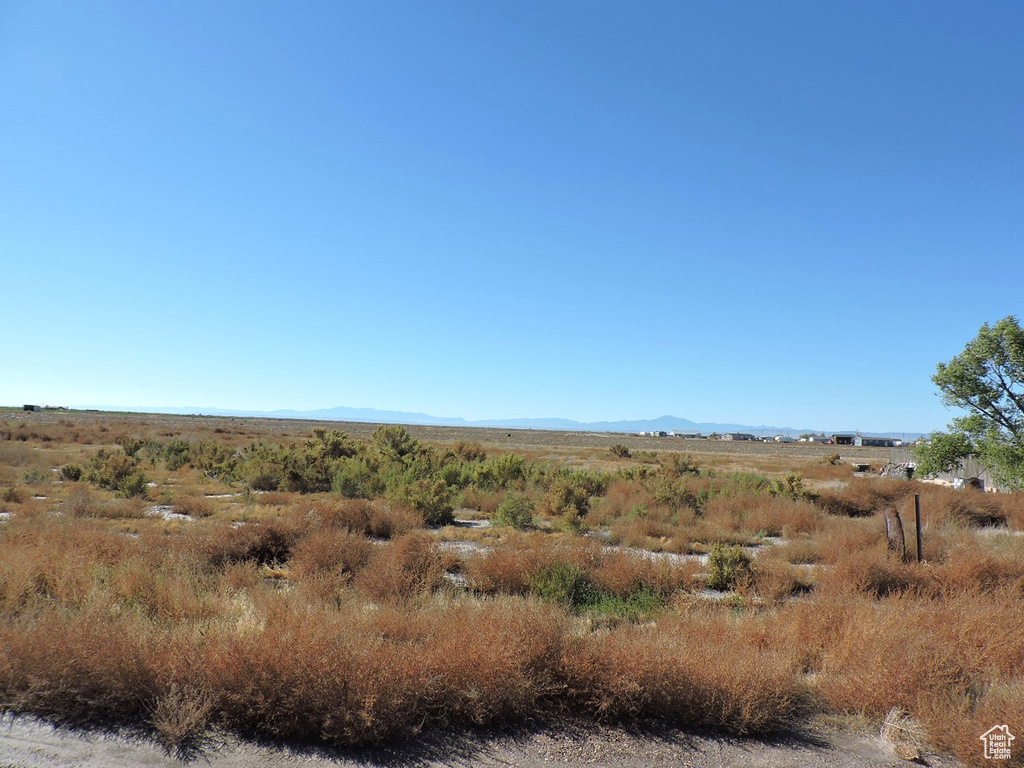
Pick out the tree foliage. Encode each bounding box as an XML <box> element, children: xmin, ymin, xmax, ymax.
<box><xmin>916</xmin><ymin>316</ymin><xmax>1024</xmax><ymax>489</ymax></box>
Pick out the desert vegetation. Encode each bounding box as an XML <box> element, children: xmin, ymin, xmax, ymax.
<box><xmin>0</xmin><ymin>410</ymin><xmax>1022</xmax><ymax>765</ymax></box>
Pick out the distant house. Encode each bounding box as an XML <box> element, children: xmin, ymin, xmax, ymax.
<box><xmin>669</xmin><ymin>430</ymin><xmax>703</xmax><ymax>439</ymax></box>
<box><xmin>23</xmin><ymin>404</ymin><xmax>40</xmax><ymax>412</ymax></box>
<box><xmin>773</xmin><ymin>435</ymin><xmax>795</xmax><ymax>443</ymax></box>
<box><xmin>721</xmin><ymin>433</ymin><xmax>755</xmax><ymax>441</ymax></box>
<box><xmin>854</xmin><ymin>436</ymin><xmax>898</xmax><ymax>448</ymax></box>
<box><xmin>831</xmin><ymin>434</ymin><xmax>856</xmax><ymax>446</ymax></box>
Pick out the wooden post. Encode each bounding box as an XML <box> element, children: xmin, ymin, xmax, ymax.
<box><xmin>914</xmin><ymin>494</ymin><xmax>922</xmax><ymax>563</ymax></box>
<box><xmin>884</xmin><ymin>506</ymin><xmax>907</xmax><ymax>563</ymax></box>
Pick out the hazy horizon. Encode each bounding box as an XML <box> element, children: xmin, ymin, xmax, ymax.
<box><xmin>24</xmin><ymin>401</ymin><xmax>922</xmax><ymax>438</ymax></box>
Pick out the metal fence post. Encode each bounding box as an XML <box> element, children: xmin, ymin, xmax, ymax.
<box><xmin>914</xmin><ymin>494</ymin><xmax>922</xmax><ymax>563</ymax></box>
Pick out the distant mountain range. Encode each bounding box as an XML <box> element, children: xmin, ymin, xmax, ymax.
<box><xmin>76</xmin><ymin>404</ymin><xmax>919</xmax><ymax>440</ymax></box>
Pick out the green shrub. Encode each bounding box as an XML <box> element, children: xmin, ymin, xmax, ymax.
<box><xmin>21</xmin><ymin>469</ymin><xmax>48</xmax><ymax>484</ymax></box>
<box><xmin>770</xmin><ymin>473</ymin><xmax>807</xmax><ymax>500</ymax></box>
<box><xmin>245</xmin><ymin>464</ymin><xmax>282</xmax><ymax>492</ymax></box>
<box><xmin>307</xmin><ymin>427</ymin><xmax>358</xmax><ymax>459</ymax></box>
<box><xmin>727</xmin><ymin>472</ymin><xmax>773</xmax><ymax>494</ymax></box>
<box><xmin>667</xmin><ymin>453</ymin><xmax>700</xmax><ymax>476</ymax></box>
<box><xmin>493</xmin><ymin>493</ymin><xmax>535</xmax><ymax>529</ymax></box>
<box><xmin>529</xmin><ymin>562</ymin><xmax>595</xmax><ymax>608</ymax></box>
<box><xmin>280</xmin><ymin>433</ymin><xmax>357</xmax><ymax>493</ymax></box>
<box><xmin>185</xmin><ymin>441</ymin><xmax>239</xmax><ymax>478</ymax></box>
<box><xmin>87</xmin><ymin>450</ymin><xmax>141</xmax><ymax>491</ymax></box>
<box><xmin>615</xmin><ymin>464</ymin><xmax>656</xmax><ymax>482</ymax></box>
<box><xmin>371</xmin><ymin>425</ymin><xmax>422</xmax><ymax>461</ymax></box>
<box><xmin>437</xmin><ymin>460</ymin><xmax>473</xmax><ymax>489</ymax></box>
<box><xmin>160</xmin><ymin>439</ymin><xmax>192</xmax><ymax>471</ymax></box>
<box><xmin>627</xmin><ymin>503</ymin><xmax>648</xmax><ymax>520</ymax></box>
<box><xmin>586</xmin><ymin>585</ymin><xmax>667</xmax><ymax>620</ymax></box>
<box><xmin>115</xmin><ymin>436</ymin><xmax>145</xmax><ymax>458</ymax></box>
<box><xmin>117</xmin><ymin>471</ymin><xmax>150</xmax><ymax>499</ymax></box>
<box><xmin>475</xmin><ymin>453</ymin><xmax>527</xmax><ymax>490</ymax></box>
<box><xmin>646</xmin><ymin>475</ymin><xmax>697</xmax><ymax>512</ymax></box>
<box><xmin>550</xmin><ymin>467</ymin><xmax>609</xmax><ymax>497</ymax></box>
<box><xmin>610</xmin><ymin>444</ymin><xmax>631</xmax><ymax>458</ymax></box>
<box><xmin>332</xmin><ymin>457</ymin><xmax>377</xmax><ymax>498</ymax></box>
<box><xmin>538</xmin><ymin>478</ymin><xmax>592</xmax><ymax>533</ymax></box>
<box><xmin>387</xmin><ymin>479</ymin><xmax>454</xmax><ymax>526</ymax></box>
<box><xmin>706</xmin><ymin>544</ymin><xmax>752</xmax><ymax>591</ymax></box>
<box><xmin>60</xmin><ymin>464</ymin><xmax>83</xmax><ymax>482</ymax></box>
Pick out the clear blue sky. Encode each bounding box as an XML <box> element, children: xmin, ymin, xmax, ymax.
<box><xmin>2</xmin><ymin>2</ymin><xmax>1021</xmax><ymax>433</ymax></box>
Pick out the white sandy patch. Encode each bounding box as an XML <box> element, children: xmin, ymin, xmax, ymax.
<box><xmin>146</xmin><ymin>505</ymin><xmax>193</xmax><ymax>522</ymax></box>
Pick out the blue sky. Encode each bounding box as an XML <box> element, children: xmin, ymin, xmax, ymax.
<box><xmin>2</xmin><ymin>2</ymin><xmax>1021</xmax><ymax>433</ymax></box>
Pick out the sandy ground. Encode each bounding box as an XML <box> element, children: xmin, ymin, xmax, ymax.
<box><xmin>0</xmin><ymin>714</ymin><xmax>966</xmax><ymax>768</ymax></box>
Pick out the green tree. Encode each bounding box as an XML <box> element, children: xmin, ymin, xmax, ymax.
<box><xmin>916</xmin><ymin>316</ymin><xmax>1024</xmax><ymax>489</ymax></box>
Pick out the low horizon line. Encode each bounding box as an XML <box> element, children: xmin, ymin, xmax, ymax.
<box><xmin>11</xmin><ymin>402</ymin><xmax>931</xmax><ymax>438</ymax></box>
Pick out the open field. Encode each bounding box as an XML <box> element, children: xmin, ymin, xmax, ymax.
<box><xmin>1</xmin><ymin>409</ymin><xmax>1022</xmax><ymax>766</ymax></box>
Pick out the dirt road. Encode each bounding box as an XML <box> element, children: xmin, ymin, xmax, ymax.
<box><xmin>0</xmin><ymin>714</ymin><xmax>964</xmax><ymax>768</ymax></box>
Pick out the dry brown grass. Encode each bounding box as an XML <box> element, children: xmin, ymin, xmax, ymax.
<box><xmin>816</xmin><ymin>477</ymin><xmax>916</xmax><ymax>516</ymax></box>
<box><xmin>464</xmin><ymin>533</ymin><xmax>696</xmax><ymax>602</ymax></box>
<box><xmin>588</xmin><ymin>549</ymin><xmax>697</xmax><ymax>597</ymax></box>
<box><xmin>203</xmin><ymin>598</ymin><xmax>569</xmax><ymax>744</ymax></box>
<box><xmin>781</xmin><ymin>586</ymin><xmax>1024</xmax><ymax>752</ymax></box>
<box><xmin>61</xmin><ymin>486</ymin><xmax>147</xmax><ymax>519</ymax></box>
<box><xmin>599</xmin><ymin>479</ymin><xmax>659</xmax><ymax>519</ymax></box>
<box><xmin>287</xmin><ymin>528</ymin><xmax>374</xmax><ymax>582</ymax></box>
<box><xmin>919</xmin><ymin>484</ymin><xmax>1010</xmax><ymax>527</ymax></box>
<box><xmin>459</xmin><ymin>486</ymin><xmax>506</xmax><ymax>515</ymax></box>
<box><xmin>149</xmin><ymin>683</ymin><xmax>214</xmax><ymax>756</ymax></box>
<box><xmin>464</xmin><ymin>531</ymin><xmax>556</xmax><ymax>595</ymax></box>
<box><xmin>2</xmin><ymin>410</ymin><xmax>1023</xmax><ymax>766</ymax></box>
<box><xmin>561</xmin><ymin>611</ymin><xmax>808</xmax><ymax>734</ymax></box>
<box><xmin>702</xmin><ymin>494</ymin><xmax>822</xmax><ymax>537</ymax></box>
<box><xmin>253</xmin><ymin>491</ymin><xmax>292</xmax><ymax>506</ymax></box>
<box><xmin>798</xmin><ymin>460</ymin><xmax>856</xmax><ymax>482</ymax></box>
<box><xmin>0</xmin><ymin>606</ymin><xmax>200</xmax><ymax>727</ymax></box>
<box><xmin>751</xmin><ymin>558</ymin><xmax>814</xmax><ymax>605</ymax></box>
<box><xmin>172</xmin><ymin>492</ymin><xmax>215</xmax><ymax>518</ymax></box>
<box><xmin>355</xmin><ymin>534</ymin><xmax>446</xmax><ymax>603</ymax></box>
<box><xmin>291</xmin><ymin>497</ymin><xmax>421</xmax><ymax>538</ymax></box>
<box><xmin>766</xmin><ymin>536</ymin><xmax>820</xmax><ymax>564</ymax></box>
<box><xmin>606</xmin><ymin>510</ymin><xmax>690</xmax><ymax>553</ymax></box>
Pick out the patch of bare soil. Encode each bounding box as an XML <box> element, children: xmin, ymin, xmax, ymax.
<box><xmin>0</xmin><ymin>714</ymin><xmax>965</xmax><ymax>768</ymax></box>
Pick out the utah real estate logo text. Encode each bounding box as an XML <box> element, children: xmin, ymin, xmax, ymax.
<box><xmin>980</xmin><ymin>725</ymin><xmax>1014</xmax><ymax>761</ymax></box>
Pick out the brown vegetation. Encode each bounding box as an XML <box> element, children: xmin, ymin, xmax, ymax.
<box><xmin>0</xmin><ymin>409</ymin><xmax>1021</xmax><ymax>767</ymax></box>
